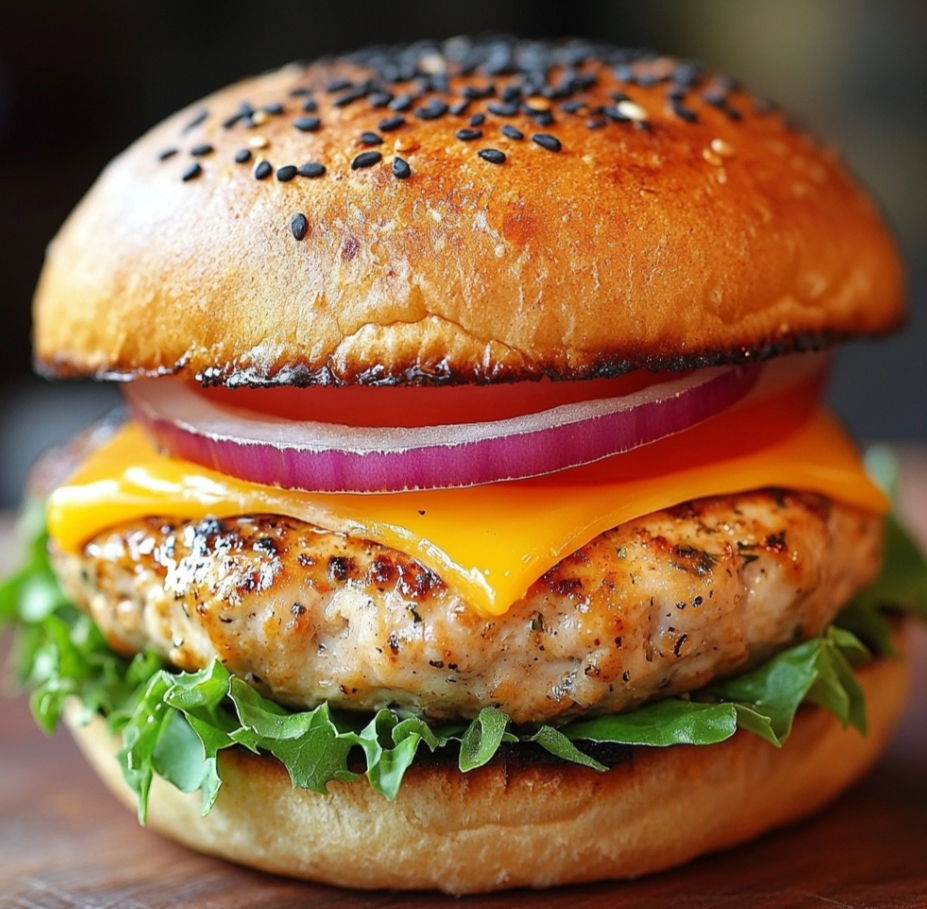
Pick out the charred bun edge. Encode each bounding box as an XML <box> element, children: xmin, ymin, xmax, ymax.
<box><xmin>37</xmin><ymin>330</ymin><xmax>852</xmax><ymax>389</ymax></box>
<box><xmin>66</xmin><ymin>628</ymin><xmax>910</xmax><ymax>895</ymax></box>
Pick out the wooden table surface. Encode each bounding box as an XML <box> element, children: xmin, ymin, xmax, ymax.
<box><xmin>2</xmin><ymin>450</ymin><xmax>927</xmax><ymax>909</ymax></box>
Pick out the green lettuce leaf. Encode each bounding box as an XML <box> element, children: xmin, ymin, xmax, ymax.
<box><xmin>857</xmin><ymin>513</ymin><xmax>927</xmax><ymax>621</ymax></box>
<box><xmin>564</xmin><ymin>699</ymin><xmax>738</xmax><ymax>747</ymax></box>
<box><xmin>459</xmin><ymin>707</ymin><xmax>510</xmax><ymax>771</ymax></box>
<box><xmin>852</xmin><ymin>446</ymin><xmax>927</xmax><ymax>632</ymax></box>
<box><xmin>833</xmin><ymin>513</ymin><xmax>927</xmax><ymax>653</ymax></box>
<box><xmin>2</xmin><ymin>488</ymin><xmax>926</xmax><ymax>823</ymax></box>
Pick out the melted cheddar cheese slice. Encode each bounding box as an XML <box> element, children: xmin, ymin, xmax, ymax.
<box><xmin>48</xmin><ymin>396</ymin><xmax>886</xmax><ymax>617</ymax></box>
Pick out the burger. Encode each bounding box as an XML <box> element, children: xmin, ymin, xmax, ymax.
<box><xmin>4</xmin><ymin>36</ymin><xmax>925</xmax><ymax>894</ymax></box>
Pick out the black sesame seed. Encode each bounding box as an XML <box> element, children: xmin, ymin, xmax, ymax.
<box><xmin>334</xmin><ymin>86</ymin><xmax>370</xmax><ymax>108</ymax></box>
<box><xmin>533</xmin><ymin>109</ymin><xmax>555</xmax><ymax>127</ymax></box>
<box><xmin>234</xmin><ymin>148</ymin><xmax>252</xmax><ymax>164</ymax></box>
<box><xmin>724</xmin><ymin>106</ymin><xmax>743</xmax><ymax>121</ymax></box>
<box><xmin>254</xmin><ymin>160</ymin><xmax>273</xmax><ymax>180</ymax></box>
<box><xmin>484</xmin><ymin>47</ymin><xmax>514</xmax><ymax>76</ymax></box>
<box><xmin>521</xmin><ymin>73</ymin><xmax>546</xmax><ymax>96</ymax></box>
<box><xmin>614</xmin><ymin>64</ymin><xmax>635</xmax><ymax>84</ymax></box>
<box><xmin>456</xmin><ymin>128</ymin><xmax>483</xmax><ymax>141</ymax></box>
<box><xmin>377</xmin><ymin>63</ymin><xmax>400</xmax><ymax>82</ymax></box>
<box><xmin>427</xmin><ymin>74</ymin><xmax>450</xmax><ymax>94</ymax></box>
<box><xmin>672</xmin><ymin>62</ymin><xmax>701</xmax><ymax>87</ymax></box>
<box><xmin>326</xmin><ymin>78</ymin><xmax>353</xmax><ymax>93</ymax></box>
<box><xmin>158</xmin><ymin>148</ymin><xmax>178</xmax><ymax>161</ymax></box>
<box><xmin>605</xmin><ymin>106</ymin><xmax>631</xmax><ymax>123</ymax></box>
<box><xmin>262</xmin><ymin>101</ymin><xmax>284</xmax><ymax>115</ymax></box>
<box><xmin>392</xmin><ymin>157</ymin><xmax>412</xmax><ymax>180</ymax></box>
<box><xmin>183</xmin><ymin>109</ymin><xmax>208</xmax><ymax>133</ymax></box>
<box><xmin>500</xmin><ymin>124</ymin><xmax>524</xmax><ymax>140</ymax></box>
<box><xmin>297</xmin><ymin>162</ymin><xmax>326</xmax><ymax>178</ymax></box>
<box><xmin>389</xmin><ymin>93</ymin><xmax>414</xmax><ymax>112</ymax></box>
<box><xmin>559</xmin><ymin>99</ymin><xmax>585</xmax><ymax>114</ymax></box>
<box><xmin>541</xmin><ymin>83</ymin><xmax>570</xmax><ymax>100</ymax></box>
<box><xmin>478</xmin><ymin>148</ymin><xmax>506</xmax><ymax>164</ymax></box>
<box><xmin>378</xmin><ymin>115</ymin><xmax>405</xmax><ymax>132</ymax></box>
<box><xmin>181</xmin><ymin>162</ymin><xmax>202</xmax><ymax>181</ymax></box>
<box><xmin>456</xmin><ymin>57</ymin><xmax>478</xmax><ymax>78</ymax></box>
<box><xmin>221</xmin><ymin>111</ymin><xmax>246</xmax><ymax>129</ymax></box>
<box><xmin>487</xmin><ymin>101</ymin><xmax>519</xmax><ymax>117</ymax></box>
<box><xmin>189</xmin><ymin>143</ymin><xmax>214</xmax><ymax>157</ymax></box>
<box><xmin>276</xmin><ymin>165</ymin><xmax>298</xmax><ymax>182</ymax></box>
<box><xmin>290</xmin><ymin>213</ymin><xmax>309</xmax><ymax>241</ymax></box>
<box><xmin>360</xmin><ymin>131</ymin><xmax>384</xmax><ymax>146</ymax></box>
<box><xmin>670</xmin><ymin>99</ymin><xmax>698</xmax><ymax>123</ymax></box>
<box><xmin>415</xmin><ymin>100</ymin><xmax>449</xmax><ymax>120</ymax></box>
<box><xmin>351</xmin><ymin>150</ymin><xmax>382</xmax><ymax>169</ymax></box>
<box><xmin>586</xmin><ymin>118</ymin><xmax>607</xmax><ymax>130</ymax></box>
<box><xmin>369</xmin><ymin>91</ymin><xmax>394</xmax><ymax>108</ymax></box>
<box><xmin>289</xmin><ymin>87</ymin><xmax>311</xmax><ymax>97</ymax></box>
<box><xmin>302</xmin><ymin>98</ymin><xmax>319</xmax><ymax>113</ymax></box>
<box><xmin>532</xmin><ymin>133</ymin><xmax>562</xmax><ymax>152</ymax></box>
<box><xmin>554</xmin><ymin>73</ymin><xmax>580</xmax><ymax>95</ymax></box>
<box><xmin>241</xmin><ymin>116</ymin><xmax>257</xmax><ymax>130</ymax></box>
<box><xmin>570</xmin><ymin>72</ymin><xmax>598</xmax><ymax>91</ymax></box>
<box><xmin>564</xmin><ymin>44</ymin><xmax>592</xmax><ymax>67</ymax></box>
<box><xmin>449</xmin><ymin>99</ymin><xmax>470</xmax><ymax>116</ymax></box>
<box><xmin>463</xmin><ymin>84</ymin><xmax>495</xmax><ymax>100</ymax></box>
<box><xmin>469</xmin><ymin>112</ymin><xmax>486</xmax><ymax>127</ymax></box>
<box><xmin>702</xmin><ymin>90</ymin><xmax>727</xmax><ymax>109</ymax></box>
<box><xmin>500</xmin><ymin>84</ymin><xmax>522</xmax><ymax>102</ymax></box>
<box><xmin>294</xmin><ymin>116</ymin><xmax>321</xmax><ymax>132</ymax></box>
<box><xmin>611</xmin><ymin>90</ymin><xmax>631</xmax><ymax>103</ymax></box>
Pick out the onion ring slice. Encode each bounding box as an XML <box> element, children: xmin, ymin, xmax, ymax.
<box><xmin>124</xmin><ymin>365</ymin><xmax>760</xmax><ymax>492</ymax></box>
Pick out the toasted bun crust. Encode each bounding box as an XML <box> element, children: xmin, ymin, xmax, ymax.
<box><xmin>67</xmin><ymin>632</ymin><xmax>910</xmax><ymax>894</ymax></box>
<box><xmin>34</xmin><ymin>39</ymin><xmax>903</xmax><ymax>387</ymax></box>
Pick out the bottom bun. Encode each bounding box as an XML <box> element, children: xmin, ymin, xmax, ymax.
<box><xmin>67</xmin><ymin>632</ymin><xmax>911</xmax><ymax>895</ymax></box>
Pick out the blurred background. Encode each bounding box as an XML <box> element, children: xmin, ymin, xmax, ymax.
<box><xmin>0</xmin><ymin>0</ymin><xmax>924</xmax><ymax>507</ymax></box>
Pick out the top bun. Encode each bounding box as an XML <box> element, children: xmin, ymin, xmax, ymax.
<box><xmin>33</xmin><ymin>38</ymin><xmax>904</xmax><ymax>387</ymax></box>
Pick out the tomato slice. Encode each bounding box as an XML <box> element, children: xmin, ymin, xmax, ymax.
<box><xmin>549</xmin><ymin>362</ymin><xmax>828</xmax><ymax>489</ymax></box>
<box><xmin>196</xmin><ymin>371</ymin><xmax>682</xmax><ymax>428</ymax></box>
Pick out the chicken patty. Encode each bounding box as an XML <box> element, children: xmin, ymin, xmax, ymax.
<box><xmin>52</xmin><ymin>490</ymin><xmax>881</xmax><ymax>724</ymax></box>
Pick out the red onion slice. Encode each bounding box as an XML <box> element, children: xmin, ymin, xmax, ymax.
<box><xmin>124</xmin><ymin>365</ymin><xmax>759</xmax><ymax>492</ymax></box>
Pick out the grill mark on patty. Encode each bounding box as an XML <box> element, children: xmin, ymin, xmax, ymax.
<box><xmin>52</xmin><ymin>489</ymin><xmax>881</xmax><ymax>725</ymax></box>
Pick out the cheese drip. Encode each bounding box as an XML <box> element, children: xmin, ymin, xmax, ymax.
<box><xmin>48</xmin><ymin>406</ymin><xmax>886</xmax><ymax>617</ymax></box>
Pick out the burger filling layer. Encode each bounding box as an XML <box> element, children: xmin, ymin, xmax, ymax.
<box><xmin>47</xmin><ymin>404</ymin><xmax>886</xmax><ymax>619</ymax></box>
<box><xmin>51</xmin><ymin>489</ymin><xmax>880</xmax><ymax>725</ymax></box>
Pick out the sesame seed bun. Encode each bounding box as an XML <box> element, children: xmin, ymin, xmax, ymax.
<box><xmin>33</xmin><ymin>38</ymin><xmax>903</xmax><ymax>387</ymax></box>
<box><xmin>65</xmin><ymin>626</ymin><xmax>910</xmax><ymax>895</ymax></box>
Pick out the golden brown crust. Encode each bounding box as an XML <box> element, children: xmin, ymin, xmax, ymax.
<box><xmin>67</xmin><ymin>626</ymin><xmax>911</xmax><ymax>894</ymax></box>
<box><xmin>34</xmin><ymin>40</ymin><xmax>904</xmax><ymax>387</ymax></box>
